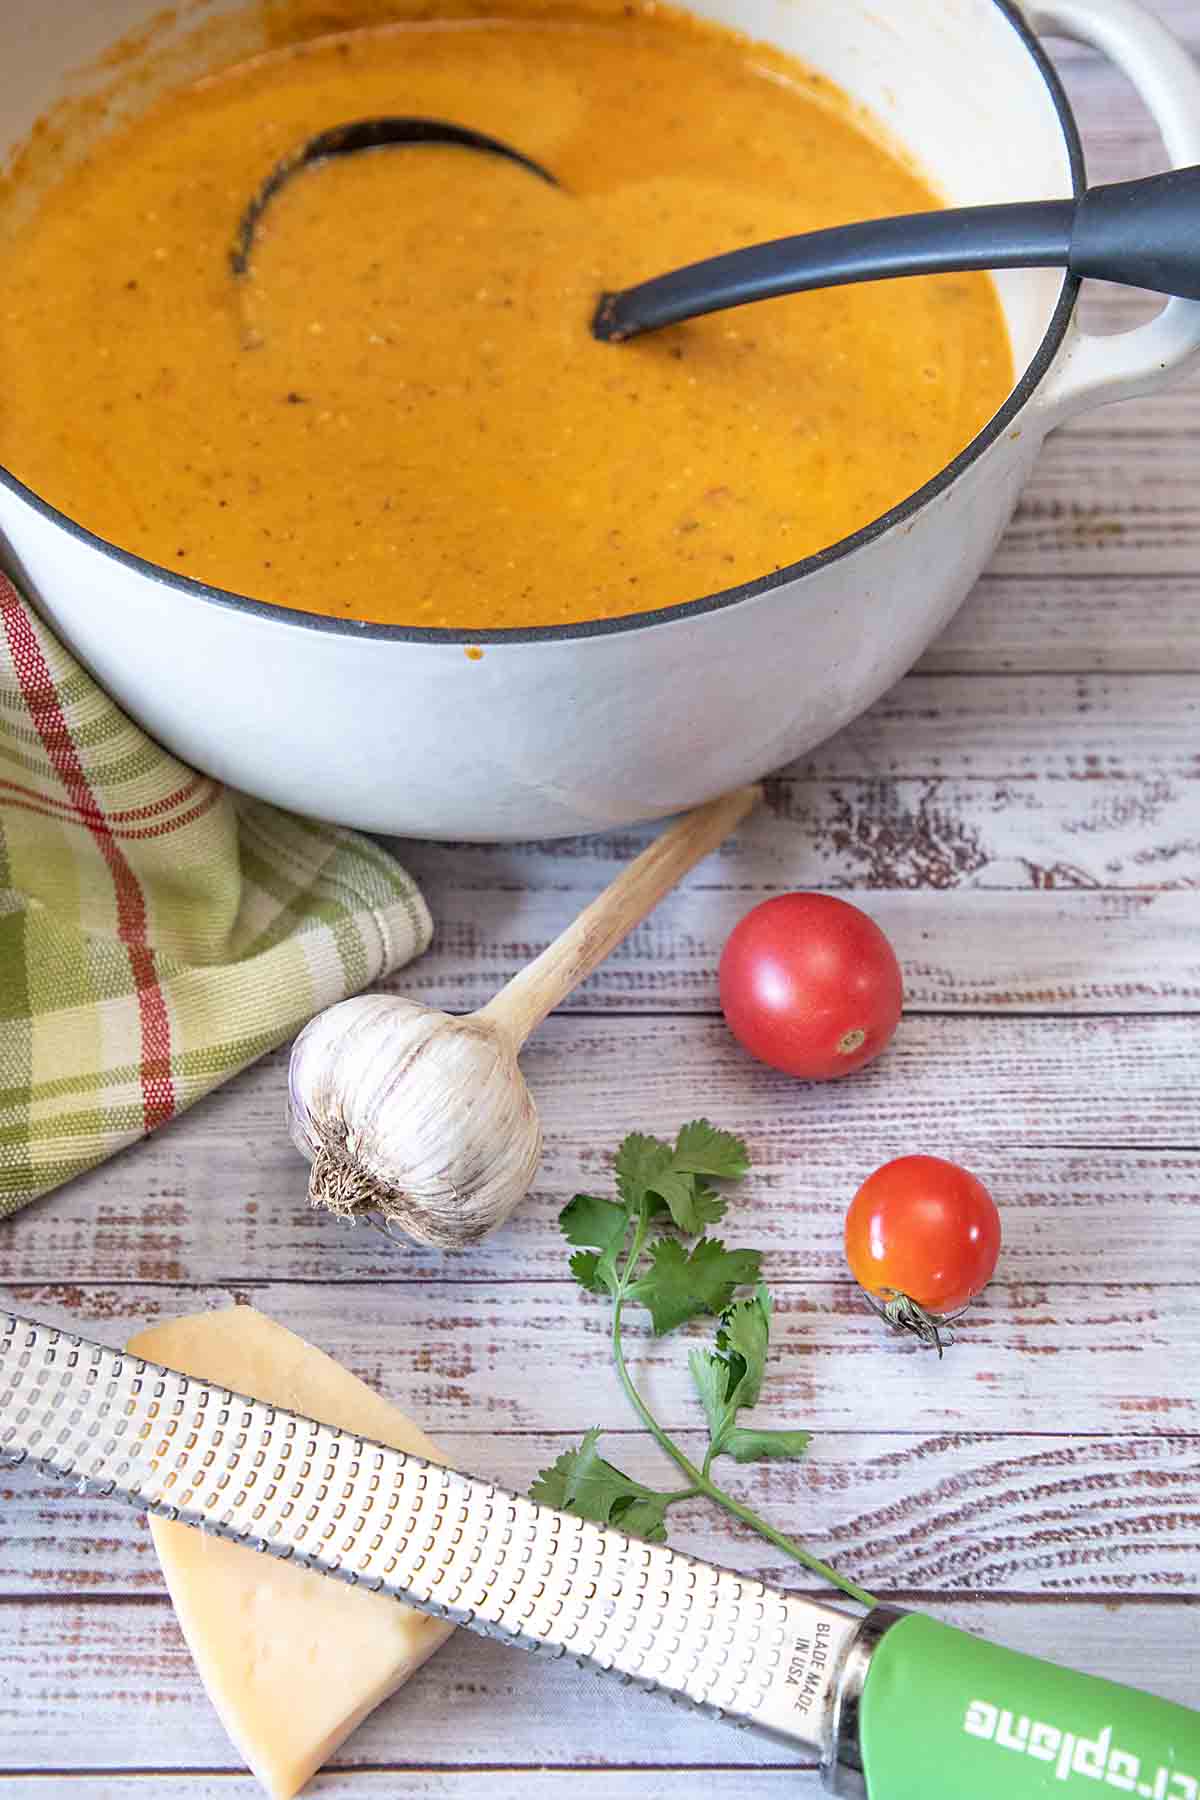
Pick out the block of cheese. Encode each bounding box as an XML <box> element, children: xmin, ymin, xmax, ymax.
<box><xmin>128</xmin><ymin>1306</ymin><xmax>455</xmax><ymax>1800</ymax></box>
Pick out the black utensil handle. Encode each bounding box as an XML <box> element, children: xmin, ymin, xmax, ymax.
<box><xmin>1070</xmin><ymin>165</ymin><xmax>1200</xmax><ymax>299</ymax></box>
<box><xmin>593</xmin><ymin>200</ymin><xmax>1077</xmax><ymax>341</ymax></box>
<box><xmin>593</xmin><ymin>165</ymin><xmax>1200</xmax><ymax>342</ymax></box>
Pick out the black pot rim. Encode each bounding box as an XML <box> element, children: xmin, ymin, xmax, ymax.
<box><xmin>0</xmin><ymin>0</ymin><xmax>1086</xmax><ymax>647</ymax></box>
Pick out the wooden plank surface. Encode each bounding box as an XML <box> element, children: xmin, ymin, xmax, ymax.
<box><xmin>916</xmin><ymin>573</ymin><xmax>1200</xmax><ymax>674</ymax></box>
<box><xmin>1</xmin><ymin>1598</ymin><xmax>1196</xmax><ymax>1775</ymax></box>
<box><xmin>5</xmin><ymin>1430</ymin><xmax>1199</xmax><ymax>1597</ymax></box>
<box><xmin>391</xmin><ymin>888</ymin><xmax>1200</xmax><ymax>1013</ymax></box>
<box><xmin>3</xmin><ymin>3</ymin><xmax>1199</xmax><ymax>1794</ymax></box>
<box><xmin>9</xmin><ymin>1274</ymin><xmax>1199</xmax><ymax>1437</ymax></box>
<box><xmin>382</xmin><ymin>667</ymin><xmax>1200</xmax><ymax>1013</ymax></box>
<box><xmin>5</xmin><ymin>1077</ymin><xmax>1198</xmax><ymax>1285</ymax></box>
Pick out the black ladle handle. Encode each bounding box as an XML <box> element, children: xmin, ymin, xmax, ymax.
<box><xmin>593</xmin><ymin>166</ymin><xmax>1200</xmax><ymax>342</ymax></box>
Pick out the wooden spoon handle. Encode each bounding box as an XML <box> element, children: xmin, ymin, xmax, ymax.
<box><xmin>478</xmin><ymin>785</ymin><xmax>761</xmax><ymax>1047</ymax></box>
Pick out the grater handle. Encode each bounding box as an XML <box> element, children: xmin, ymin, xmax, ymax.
<box><xmin>829</xmin><ymin>1611</ymin><xmax>1200</xmax><ymax>1799</ymax></box>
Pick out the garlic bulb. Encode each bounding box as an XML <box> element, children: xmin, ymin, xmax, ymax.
<box><xmin>289</xmin><ymin>993</ymin><xmax>541</xmax><ymax>1249</ymax></box>
<box><xmin>288</xmin><ymin>785</ymin><xmax>760</xmax><ymax>1250</ymax></box>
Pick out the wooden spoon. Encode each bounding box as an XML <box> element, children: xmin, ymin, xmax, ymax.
<box><xmin>287</xmin><ymin>785</ymin><xmax>760</xmax><ymax>1250</ymax></box>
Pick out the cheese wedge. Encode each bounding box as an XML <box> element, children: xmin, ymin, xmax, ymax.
<box><xmin>128</xmin><ymin>1306</ymin><xmax>455</xmax><ymax>1800</ymax></box>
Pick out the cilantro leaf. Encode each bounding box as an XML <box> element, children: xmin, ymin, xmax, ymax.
<box><xmin>614</xmin><ymin>1132</ymin><xmax>673</xmax><ymax>1212</ymax></box>
<box><xmin>689</xmin><ymin>1346</ymin><xmax>739</xmax><ymax>1445</ymax></box>
<box><xmin>723</xmin><ymin>1426</ymin><xmax>811</xmax><ymax>1464</ymax></box>
<box><xmin>610</xmin><ymin>1123</ymin><xmax>744</xmax><ymax>1235</ymax></box>
<box><xmin>644</xmin><ymin>1169</ymin><xmax>728</xmax><ymax>1233</ymax></box>
<box><xmin>559</xmin><ymin>1193</ymin><xmax>629</xmax><ymax>1295</ymax></box>
<box><xmin>715</xmin><ymin>1284</ymin><xmax>773</xmax><ymax>1410</ymax></box>
<box><xmin>550</xmin><ymin>1118</ymin><xmax>876</xmax><ymax>1612</ymax></box>
<box><xmin>560</xmin><ymin>1192</ymin><xmax>628</xmax><ymax>1253</ymax></box>
<box><xmin>687</xmin><ymin>1181</ymin><xmax>728</xmax><ymax>1227</ymax></box>
<box><xmin>627</xmin><ymin>1237</ymin><xmax>762</xmax><ymax>1334</ymax></box>
<box><xmin>568</xmin><ymin>1250</ymin><xmax>607</xmax><ymax>1294</ymax></box>
<box><xmin>643</xmin><ymin>1167</ymin><xmax>704</xmax><ymax>1230</ymax></box>
<box><xmin>612</xmin><ymin>1495</ymin><xmax>672</xmax><ymax>1544</ymax></box>
<box><xmin>690</xmin><ymin>1287</ymin><xmax>808</xmax><ymax>1464</ymax></box>
<box><xmin>529</xmin><ymin>1429</ymin><xmax>675</xmax><ymax>1544</ymax></box>
<box><xmin>547</xmin><ymin>1429</ymin><xmax>639</xmax><ymax>1519</ymax></box>
<box><xmin>529</xmin><ymin>1452</ymin><xmax>575</xmax><ymax>1511</ymax></box>
<box><xmin>672</xmin><ymin>1120</ymin><xmax>750</xmax><ymax>1181</ymax></box>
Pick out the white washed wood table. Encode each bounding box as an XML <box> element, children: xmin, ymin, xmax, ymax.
<box><xmin>3</xmin><ymin>11</ymin><xmax>1199</xmax><ymax>1795</ymax></box>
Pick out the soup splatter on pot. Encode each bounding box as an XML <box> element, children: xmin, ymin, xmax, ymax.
<box><xmin>0</xmin><ymin>6</ymin><xmax>1012</xmax><ymax>629</ymax></box>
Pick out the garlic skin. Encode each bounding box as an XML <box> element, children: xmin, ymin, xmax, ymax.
<box><xmin>288</xmin><ymin>994</ymin><xmax>542</xmax><ymax>1250</ymax></box>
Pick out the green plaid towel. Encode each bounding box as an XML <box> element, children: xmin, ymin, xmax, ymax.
<box><xmin>0</xmin><ymin>573</ymin><xmax>431</xmax><ymax>1217</ymax></box>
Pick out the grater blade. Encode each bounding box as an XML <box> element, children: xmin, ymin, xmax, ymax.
<box><xmin>0</xmin><ymin>1312</ymin><xmax>858</xmax><ymax>1761</ymax></box>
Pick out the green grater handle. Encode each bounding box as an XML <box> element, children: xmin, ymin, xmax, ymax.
<box><xmin>856</xmin><ymin>1612</ymin><xmax>1200</xmax><ymax>1799</ymax></box>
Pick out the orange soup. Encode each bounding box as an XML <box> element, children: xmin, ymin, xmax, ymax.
<box><xmin>0</xmin><ymin>8</ymin><xmax>1012</xmax><ymax>628</ymax></box>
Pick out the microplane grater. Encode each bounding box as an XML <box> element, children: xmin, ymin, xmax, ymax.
<box><xmin>3</xmin><ymin>1312</ymin><xmax>1197</xmax><ymax>1800</ymax></box>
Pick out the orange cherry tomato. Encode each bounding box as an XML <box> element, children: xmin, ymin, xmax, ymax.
<box><xmin>845</xmin><ymin>1155</ymin><xmax>1000</xmax><ymax>1350</ymax></box>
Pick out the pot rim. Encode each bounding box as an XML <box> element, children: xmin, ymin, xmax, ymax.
<box><xmin>0</xmin><ymin>0</ymin><xmax>1085</xmax><ymax>648</ymax></box>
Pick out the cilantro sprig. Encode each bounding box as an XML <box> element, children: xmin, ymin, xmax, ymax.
<box><xmin>532</xmin><ymin>1122</ymin><xmax>877</xmax><ymax>1608</ymax></box>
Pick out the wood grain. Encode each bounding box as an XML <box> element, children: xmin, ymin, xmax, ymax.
<box><xmin>5</xmin><ymin>1274</ymin><xmax>1198</xmax><ymax>1436</ymax></box>
<box><xmin>370</xmin><ymin>673</ymin><xmax>1200</xmax><ymax>1013</ymax></box>
<box><xmin>4</xmin><ymin>1014</ymin><xmax>1198</xmax><ymax>1284</ymax></box>
<box><xmin>916</xmin><ymin>573</ymin><xmax>1200</xmax><ymax>674</ymax></box>
<box><xmin>4</xmin><ymin>1013</ymin><xmax>1197</xmax><ymax>1295</ymax></box>
<box><xmin>370</xmin><ymin>673</ymin><xmax>1200</xmax><ymax>1022</ymax></box>
<box><xmin>6</xmin><ymin>1112</ymin><xmax>1198</xmax><ymax>1290</ymax></box>
<box><xmin>393</xmin><ymin>888</ymin><xmax>1200</xmax><ymax>1015</ymax></box>
<box><xmin>0</xmin><ymin>1597</ymin><xmax>1194</xmax><ymax>1776</ymax></box>
<box><xmin>4</xmin><ymin>1431</ymin><xmax>1197</xmax><ymax>1599</ymax></box>
<box><xmin>994</xmin><ymin>437</ymin><xmax>1200</xmax><ymax>577</ymax></box>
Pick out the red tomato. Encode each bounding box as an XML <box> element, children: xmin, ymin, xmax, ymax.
<box><xmin>719</xmin><ymin>894</ymin><xmax>903</xmax><ymax>1080</ymax></box>
<box><xmin>845</xmin><ymin>1155</ymin><xmax>1001</xmax><ymax>1319</ymax></box>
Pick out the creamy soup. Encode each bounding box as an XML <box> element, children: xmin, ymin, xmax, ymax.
<box><xmin>0</xmin><ymin>7</ymin><xmax>1012</xmax><ymax>629</ymax></box>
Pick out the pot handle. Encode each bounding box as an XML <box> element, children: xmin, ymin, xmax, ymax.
<box><xmin>1026</xmin><ymin>0</ymin><xmax>1200</xmax><ymax>422</ymax></box>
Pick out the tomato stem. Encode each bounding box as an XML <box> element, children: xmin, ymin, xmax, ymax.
<box><xmin>880</xmin><ymin>1290</ymin><xmax>952</xmax><ymax>1357</ymax></box>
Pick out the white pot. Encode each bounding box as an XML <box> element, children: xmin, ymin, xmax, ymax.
<box><xmin>2</xmin><ymin>0</ymin><xmax>1199</xmax><ymax>840</ymax></box>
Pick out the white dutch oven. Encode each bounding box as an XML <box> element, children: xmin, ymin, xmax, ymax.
<box><xmin>2</xmin><ymin>0</ymin><xmax>1199</xmax><ymax>840</ymax></box>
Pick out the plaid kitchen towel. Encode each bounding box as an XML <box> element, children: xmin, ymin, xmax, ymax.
<box><xmin>0</xmin><ymin>574</ymin><xmax>432</xmax><ymax>1217</ymax></box>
